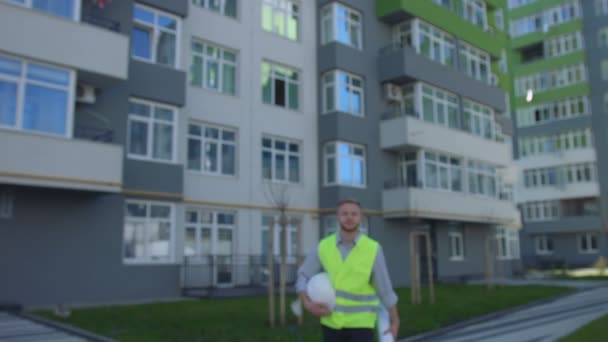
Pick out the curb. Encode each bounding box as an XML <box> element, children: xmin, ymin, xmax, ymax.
<box><xmin>398</xmin><ymin>287</ymin><xmax>589</xmax><ymax>342</ymax></box>
<box><xmin>17</xmin><ymin>311</ymin><xmax>116</xmax><ymax>342</ymax></box>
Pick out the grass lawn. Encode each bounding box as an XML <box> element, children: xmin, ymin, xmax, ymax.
<box><xmin>35</xmin><ymin>285</ymin><xmax>572</xmax><ymax>341</ymax></box>
<box><xmin>558</xmin><ymin>313</ymin><xmax>608</xmax><ymax>342</ymax></box>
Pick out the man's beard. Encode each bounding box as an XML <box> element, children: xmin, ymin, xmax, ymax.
<box><xmin>340</xmin><ymin>224</ymin><xmax>358</xmax><ymax>233</ymax></box>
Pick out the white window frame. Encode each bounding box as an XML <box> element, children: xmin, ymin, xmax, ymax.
<box><xmin>544</xmin><ymin>32</ymin><xmax>584</xmax><ymax>58</ymax></box>
<box><xmin>459</xmin><ymin>42</ymin><xmax>491</xmax><ymax>84</ymax></box>
<box><xmin>262</xmin><ymin>0</ymin><xmax>300</xmax><ymax>41</ymax></box>
<box><xmin>508</xmin><ymin>0</ymin><xmax>537</xmax><ymax>9</ymax></box>
<box><xmin>262</xmin><ymin>214</ymin><xmax>302</xmax><ymax>262</ymax></box>
<box><xmin>467</xmin><ymin>159</ymin><xmax>498</xmax><ymax>198</ymax></box>
<box><xmin>516</xmin><ymin>96</ymin><xmax>590</xmax><ymax>128</ymax></box>
<box><xmin>518</xmin><ymin>128</ymin><xmax>592</xmax><ymax>158</ymax></box>
<box><xmin>191</xmin><ymin>0</ymin><xmax>237</xmax><ymax>18</ymax></box>
<box><xmin>127</xmin><ymin>98</ymin><xmax>178</xmax><ymax>163</ymax></box>
<box><xmin>3</xmin><ymin>0</ymin><xmax>81</xmax><ymax>20</ymax></box>
<box><xmin>0</xmin><ymin>54</ymin><xmax>75</xmax><ymax>138</ymax></box>
<box><xmin>535</xmin><ymin>235</ymin><xmax>554</xmax><ymax>255</ymax></box>
<box><xmin>496</xmin><ymin>227</ymin><xmax>520</xmax><ymax>260</ymax></box>
<box><xmin>132</xmin><ymin>3</ymin><xmax>181</xmax><ymax>69</ymax></box>
<box><xmin>515</xmin><ymin>64</ymin><xmax>587</xmax><ymax>97</ymax></box>
<box><xmin>410</xmin><ymin>20</ymin><xmax>456</xmax><ymax>68</ymax></box>
<box><xmin>495</xmin><ymin>9</ymin><xmax>504</xmax><ymax>31</ymax></box>
<box><xmin>184</xmin><ymin>208</ymin><xmax>236</xmax><ymax>257</ymax></box>
<box><xmin>323</xmin><ymin>141</ymin><xmax>366</xmax><ymax>188</ymax></box>
<box><xmin>187</xmin><ymin>121</ymin><xmax>237</xmax><ymax>176</ymax></box>
<box><xmin>261</xmin><ymin>60</ymin><xmax>300</xmax><ymax>110</ymax></box>
<box><xmin>463</xmin><ymin>99</ymin><xmax>495</xmax><ymax>140</ymax></box>
<box><xmin>417</xmin><ymin>83</ymin><xmax>460</xmax><ymax>129</ymax></box>
<box><xmin>422</xmin><ymin>151</ymin><xmax>464</xmax><ymax>193</ymax></box>
<box><xmin>123</xmin><ymin>200</ymin><xmax>175</xmax><ymax>264</ymax></box>
<box><xmin>190</xmin><ymin>39</ymin><xmax>237</xmax><ymax>95</ymax></box>
<box><xmin>322</xmin><ymin>70</ymin><xmax>364</xmax><ymax>116</ymax></box>
<box><xmin>449</xmin><ymin>230</ymin><xmax>465</xmax><ymax>261</ymax></box>
<box><xmin>578</xmin><ymin>233</ymin><xmax>599</xmax><ymax>254</ymax></box>
<box><xmin>460</xmin><ymin>0</ymin><xmax>487</xmax><ymax>30</ymax></box>
<box><xmin>524</xmin><ymin>201</ymin><xmax>560</xmax><ymax>222</ymax></box>
<box><xmin>261</xmin><ymin>135</ymin><xmax>301</xmax><ymax>183</ymax></box>
<box><xmin>320</xmin><ymin>3</ymin><xmax>362</xmax><ymax>49</ymax></box>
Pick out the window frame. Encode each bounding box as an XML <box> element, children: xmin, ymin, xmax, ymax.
<box><xmin>578</xmin><ymin>233</ymin><xmax>599</xmax><ymax>254</ymax></box>
<box><xmin>123</xmin><ymin>200</ymin><xmax>176</xmax><ymax>264</ymax></box>
<box><xmin>261</xmin><ymin>135</ymin><xmax>301</xmax><ymax>183</ymax></box>
<box><xmin>320</xmin><ymin>2</ymin><xmax>363</xmax><ymax>50</ymax></box>
<box><xmin>261</xmin><ymin>0</ymin><xmax>300</xmax><ymax>41</ymax></box>
<box><xmin>187</xmin><ymin>121</ymin><xmax>237</xmax><ymax>176</ymax></box>
<box><xmin>448</xmin><ymin>230</ymin><xmax>465</xmax><ymax>261</ymax></box>
<box><xmin>261</xmin><ymin>60</ymin><xmax>300</xmax><ymax>110</ymax></box>
<box><xmin>322</xmin><ymin>69</ymin><xmax>365</xmax><ymax>116</ymax></box>
<box><xmin>535</xmin><ymin>235</ymin><xmax>554</xmax><ymax>255</ymax></box>
<box><xmin>191</xmin><ymin>0</ymin><xmax>237</xmax><ymax>18</ymax></box>
<box><xmin>323</xmin><ymin>141</ymin><xmax>366</xmax><ymax>188</ymax></box>
<box><xmin>190</xmin><ymin>39</ymin><xmax>237</xmax><ymax>95</ymax></box>
<box><xmin>4</xmin><ymin>0</ymin><xmax>81</xmax><ymax>20</ymax></box>
<box><xmin>132</xmin><ymin>3</ymin><xmax>181</xmax><ymax>69</ymax></box>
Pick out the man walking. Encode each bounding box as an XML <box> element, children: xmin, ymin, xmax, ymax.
<box><xmin>296</xmin><ymin>199</ymin><xmax>400</xmax><ymax>341</ymax></box>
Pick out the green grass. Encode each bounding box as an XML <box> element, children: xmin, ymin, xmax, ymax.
<box><xmin>558</xmin><ymin>313</ymin><xmax>608</xmax><ymax>342</ymax></box>
<box><xmin>35</xmin><ymin>285</ymin><xmax>572</xmax><ymax>341</ymax></box>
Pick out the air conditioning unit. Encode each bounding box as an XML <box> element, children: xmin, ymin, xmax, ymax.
<box><xmin>76</xmin><ymin>84</ymin><xmax>96</xmax><ymax>104</ymax></box>
<box><xmin>384</xmin><ymin>83</ymin><xmax>402</xmax><ymax>102</ymax></box>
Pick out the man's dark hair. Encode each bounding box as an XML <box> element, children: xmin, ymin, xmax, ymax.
<box><xmin>336</xmin><ymin>198</ymin><xmax>362</xmax><ymax>210</ymax></box>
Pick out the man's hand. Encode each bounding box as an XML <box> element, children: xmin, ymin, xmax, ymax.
<box><xmin>299</xmin><ymin>292</ymin><xmax>331</xmax><ymax>317</ymax></box>
<box><xmin>384</xmin><ymin>306</ymin><xmax>400</xmax><ymax>339</ymax></box>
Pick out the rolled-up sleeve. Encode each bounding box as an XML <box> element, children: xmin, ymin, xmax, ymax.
<box><xmin>296</xmin><ymin>246</ymin><xmax>322</xmax><ymax>293</ymax></box>
<box><xmin>372</xmin><ymin>246</ymin><xmax>398</xmax><ymax>308</ymax></box>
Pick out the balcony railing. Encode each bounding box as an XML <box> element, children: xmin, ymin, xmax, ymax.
<box><xmin>74</xmin><ymin>124</ymin><xmax>114</xmax><ymax>143</ymax></box>
<box><xmin>81</xmin><ymin>13</ymin><xmax>121</xmax><ymax>32</ymax></box>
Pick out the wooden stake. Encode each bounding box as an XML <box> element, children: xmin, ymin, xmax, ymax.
<box><xmin>279</xmin><ymin>216</ymin><xmax>287</xmax><ymax>326</ymax></box>
<box><xmin>296</xmin><ymin>219</ymin><xmax>303</xmax><ymax>326</ymax></box>
<box><xmin>409</xmin><ymin>231</ymin><xmax>416</xmax><ymax>304</ymax></box>
<box><xmin>425</xmin><ymin>232</ymin><xmax>435</xmax><ymax>304</ymax></box>
<box><xmin>268</xmin><ymin>219</ymin><xmax>275</xmax><ymax>327</ymax></box>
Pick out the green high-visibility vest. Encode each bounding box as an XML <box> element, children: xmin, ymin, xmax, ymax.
<box><xmin>318</xmin><ymin>233</ymin><xmax>380</xmax><ymax>329</ymax></box>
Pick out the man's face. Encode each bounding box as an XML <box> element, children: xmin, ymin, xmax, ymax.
<box><xmin>338</xmin><ymin>203</ymin><xmax>361</xmax><ymax>233</ymax></box>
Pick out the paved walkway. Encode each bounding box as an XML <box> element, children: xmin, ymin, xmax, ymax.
<box><xmin>0</xmin><ymin>312</ymin><xmax>87</xmax><ymax>342</ymax></box>
<box><xmin>402</xmin><ymin>281</ymin><xmax>608</xmax><ymax>342</ymax></box>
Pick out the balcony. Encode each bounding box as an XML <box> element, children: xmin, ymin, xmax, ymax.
<box><xmin>0</xmin><ymin>2</ymin><xmax>128</xmax><ymax>80</ymax></box>
<box><xmin>382</xmin><ymin>185</ymin><xmax>518</xmax><ymax>224</ymax></box>
<box><xmin>0</xmin><ymin>128</ymin><xmax>122</xmax><ymax>193</ymax></box>
<box><xmin>523</xmin><ymin>216</ymin><xmax>602</xmax><ymax>235</ymax></box>
<box><xmin>517</xmin><ymin>183</ymin><xmax>600</xmax><ymax>203</ymax></box>
<box><xmin>380</xmin><ymin>111</ymin><xmax>511</xmax><ymax>167</ymax></box>
<box><xmin>517</xmin><ymin>148</ymin><xmax>596</xmax><ymax>170</ymax></box>
<box><xmin>378</xmin><ymin>46</ymin><xmax>506</xmax><ymax>111</ymax></box>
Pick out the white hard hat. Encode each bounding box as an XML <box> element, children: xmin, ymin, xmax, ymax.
<box><xmin>307</xmin><ymin>272</ymin><xmax>336</xmax><ymax>311</ymax></box>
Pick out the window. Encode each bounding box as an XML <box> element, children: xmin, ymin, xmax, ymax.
<box><xmin>127</xmin><ymin>99</ymin><xmax>177</xmax><ymax>163</ymax></box>
<box><xmin>468</xmin><ymin>160</ymin><xmax>497</xmax><ymax>198</ymax></box>
<box><xmin>322</xmin><ymin>70</ymin><xmax>364</xmax><ymax>116</ymax></box>
<box><xmin>523</xmin><ymin>201</ymin><xmax>559</xmax><ymax>222</ymax></box>
<box><xmin>261</xmin><ymin>61</ymin><xmax>299</xmax><ymax>110</ymax></box>
<box><xmin>545</xmin><ymin>32</ymin><xmax>584</xmax><ymax>58</ymax></box>
<box><xmin>262</xmin><ymin>136</ymin><xmax>300</xmax><ymax>183</ymax></box>
<box><xmin>185</xmin><ymin>208</ymin><xmax>235</xmax><ymax>257</ymax></box>
<box><xmin>449</xmin><ymin>228</ymin><xmax>465</xmax><ymax>261</ymax></box>
<box><xmin>420</xmin><ymin>84</ymin><xmax>459</xmax><ymax>129</ymax></box>
<box><xmin>510</xmin><ymin>14</ymin><xmax>543</xmax><ymax>37</ymax></box>
<box><xmin>132</xmin><ymin>4</ymin><xmax>180</xmax><ymax>68</ymax></box>
<box><xmin>262</xmin><ymin>0</ymin><xmax>299</xmax><ymax>41</ymax></box>
<box><xmin>495</xmin><ymin>9</ymin><xmax>504</xmax><ymax>31</ymax></box>
<box><xmin>598</xmin><ymin>0</ymin><xmax>608</xmax><ymax>15</ymax></box>
<box><xmin>516</xmin><ymin>97</ymin><xmax>589</xmax><ymax>127</ymax></box>
<box><xmin>262</xmin><ymin>214</ymin><xmax>301</xmax><ymax>261</ymax></box>
<box><xmin>432</xmin><ymin>0</ymin><xmax>453</xmax><ymax>10</ymax></box>
<box><xmin>602</xmin><ymin>60</ymin><xmax>608</xmax><ymax>80</ymax></box>
<box><xmin>190</xmin><ymin>40</ymin><xmax>236</xmax><ymax>95</ymax></box>
<box><xmin>463</xmin><ymin>99</ymin><xmax>494</xmax><ymax>139</ymax></box>
<box><xmin>459</xmin><ymin>42</ymin><xmax>490</xmax><ymax>84</ymax></box>
<box><xmin>510</xmin><ymin>1</ymin><xmax>580</xmax><ymax>37</ymax></box>
<box><xmin>324</xmin><ymin>141</ymin><xmax>366</xmax><ymax>187</ymax></box>
<box><xmin>423</xmin><ymin>151</ymin><xmax>463</xmax><ymax>192</ymax></box>
<box><xmin>323</xmin><ymin>215</ymin><xmax>368</xmax><ymax>237</ymax></box>
<box><xmin>0</xmin><ymin>54</ymin><xmax>74</xmax><ymax>137</ymax></box>
<box><xmin>508</xmin><ymin>0</ymin><xmax>537</xmax><ymax>9</ymax></box>
<box><xmin>518</xmin><ymin>129</ymin><xmax>592</xmax><ymax>157</ymax></box>
<box><xmin>460</xmin><ymin>0</ymin><xmax>487</xmax><ymax>29</ymax></box>
<box><xmin>523</xmin><ymin>162</ymin><xmax>596</xmax><ymax>188</ymax></box>
<box><xmin>320</xmin><ymin>3</ymin><xmax>362</xmax><ymax>49</ymax></box>
<box><xmin>579</xmin><ymin>234</ymin><xmax>598</xmax><ymax>253</ymax></box>
<box><xmin>515</xmin><ymin>64</ymin><xmax>587</xmax><ymax>97</ymax></box>
<box><xmin>496</xmin><ymin>227</ymin><xmax>520</xmax><ymax>260</ymax></box>
<box><xmin>535</xmin><ymin>235</ymin><xmax>554</xmax><ymax>255</ymax></box>
<box><xmin>187</xmin><ymin>122</ymin><xmax>236</xmax><ymax>176</ymax></box>
<box><xmin>124</xmin><ymin>201</ymin><xmax>174</xmax><ymax>263</ymax></box>
<box><xmin>4</xmin><ymin>0</ymin><xmax>78</xmax><ymax>20</ymax></box>
<box><xmin>0</xmin><ymin>189</ymin><xmax>13</xmax><ymax>219</ymax></box>
<box><xmin>599</xmin><ymin>27</ymin><xmax>608</xmax><ymax>48</ymax></box>
<box><xmin>416</xmin><ymin>21</ymin><xmax>456</xmax><ymax>67</ymax></box>
<box><xmin>192</xmin><ymin>0</ymin><xmax>237</xmax><ymax>18</ymax></box>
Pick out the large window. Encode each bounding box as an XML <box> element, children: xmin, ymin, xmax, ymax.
<box><xmin>449</xmin><ymin>227</ymin><xmax>465</xmax><ymax>261</ymax></box>
<box><xmin>392</xmin><ymin>20</ymin><xmax>456</xmax><ymax>68</ymax></box>
<box><xmin>515</xmin><ymin>64</ymin><xmax>587</xmax><ymax>97</ymax></box>
<box><xmin>185</xmin><ymin>208</ymin><xmax>235</xmax><ymax>257</ymax></box>
<box><xmin>127</xmin><ymin>99</ymin><xmax>177</xmax><ymax>163</ymax></box>
<box><xmin>460</xmin><ymin>0</ymin><xmax>487</xmax><ymax>29</ymax></box>
<box><xmin>459</xmin><ymin>42</ymin><xmax>491</xmax><ymax>84</ymax></box>
<box><xmin>132</xmin><ymin>4</ymin><xmax>180</xmax><ymax>68</ymax></box>
<box><xmin>516</xmin><ymin>97</ymin><xmax>589</xmax><ymax>127</ymax></box>
<box><xmin>124</xmin><ymin>201</ymin><xmax>174</xmax><ymax>263</ymax></box>
<box><xmin>496</xmin><ymin>228</ymin><xmax>520</xmax><ymax>260</ymax></box>
<box><xmin>261</xmin><ymin>214</ymin><xmax>301</xmax><ymax>261</ymax></box>
<box><xmin>423</xmin><ymin>151</ymin><xmax>463</xmax><ymax>192</ymax></box>
<box><xmin>261</xmin><ymin>61</ymin><xmax>299</xmax><ymax>110</ymax></box>
<box><xmin>420</xmin><ymin>84</ymin><xmax>459</xmax><ymax>128</ymax></box>
<box><xmin>262</xmin><ymin>0</ymin><xmax>299</xmax><ymax>41</ymax></box>
<box><xmin>579</xmin><ymin>234</ymin><xmax>598</xmax><ymax>254</ymax></box>
<box><xmin>320</xmin><ymin>3</ymin><xmax>362</xmax><ymax>49</ymax></box>
<box><xmin>5</xmin><ymin>0</ymin><xmax>78</xmax><ymax>20</ymax></box>
<box><xmin>523</xmin><ymin>162</ymin><xmax>596</xmax><ymax>188</ymax></box>
<box><xmin>0</xmin><ymin>54</ymin><xmax>74</xmax><ymax>137</ymax></box>
<box><xmin>468</xmin><ymin>160</ymin><xmax>497</xmax><ymax>198</ymax></box>
<box><xmin>322</xmin><ymin>70</ymin><xmax>364</xmax><ymax>116</ymax></box>
<box><xmin>463</xmin><ymin>99</ymin><xmax>494</xmax><ymax>140</ymax></box>
<box><xmin>545</xmin><ymin>32</ymin><xmax>584</xmax><ymax>58</ymax></box>
<box><xmin>262</xmin><ymin>136</ymin><xmax>300</xmax><ymax>183</ymax></box>
<box><xmin>190</xmin><ymin>40</ymin><xmax>236</xmax><ymax>95</ymax></box>
<box><xmin>535</xmin><ymin>235</ymin><xmax>554</xmax><ymax>255</ymax></box>
<box><xmin>510</xmin><ymin>1</ymin><xmax>580</xmax><ymax>37</ymax></box>
<box><xmin>191</xmin><ymin>0</ymin><xmax>237</xmax><ymax>18</ymax></box>
<box><xmin>187</xmin><ymin>122</ymin><xmax>236</xmax><ymax>176</ymax></box>
<box><xmin>518</xmin><ymin>129</ymin><xmax>592</xmax><ymax>157</ymax></box>
<box><xmin>324</xmin><ymin>141</ymin><xmax>366</xmax><ymax>187</ymax></box>
<box><xmin>523</xmin><ymin>201</ymin><xmax>559</xmax><ymax>222</ymax></box>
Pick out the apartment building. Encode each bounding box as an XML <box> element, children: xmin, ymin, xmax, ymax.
<box><xmin>509</xmin><ymin>0</ymin><xmax>608</xmax><ymax>267</ymax></box>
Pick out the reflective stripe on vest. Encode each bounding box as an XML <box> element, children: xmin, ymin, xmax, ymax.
<box><xmin>318</xmin><ymin>233</ymin><xmax>380</xmax><ymax>329</ymax></box>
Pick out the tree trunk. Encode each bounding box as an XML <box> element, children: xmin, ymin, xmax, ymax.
<box><xmin>279</xmin><ymin>215</ymin><xmax>287</xmax><ymax>326</ymax></box>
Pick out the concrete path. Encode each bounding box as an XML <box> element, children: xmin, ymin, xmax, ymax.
<box><xmin>0</xmin><ymin>311</ymin><xmax>86</xmax><ymax>342</ymax></box>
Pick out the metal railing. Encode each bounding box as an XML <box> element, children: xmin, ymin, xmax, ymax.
<box><xmin>181</xmin><ymin>254</ymin><xmax>305</xmax><ymax>290</ymax></box>
<box><xmin>74</xmin><ymin>124</ymin><xmax>114</xmax><ymax>143</ymax></box>
<box><xmin>380</xmin><ymin>107</ymin><xmax>418</xmax><ymax>121</ymax></box>
<box><xmin>81</xmin><ymin>13</ymin><xmax>121</xmax><ymax>32</ymax></box>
